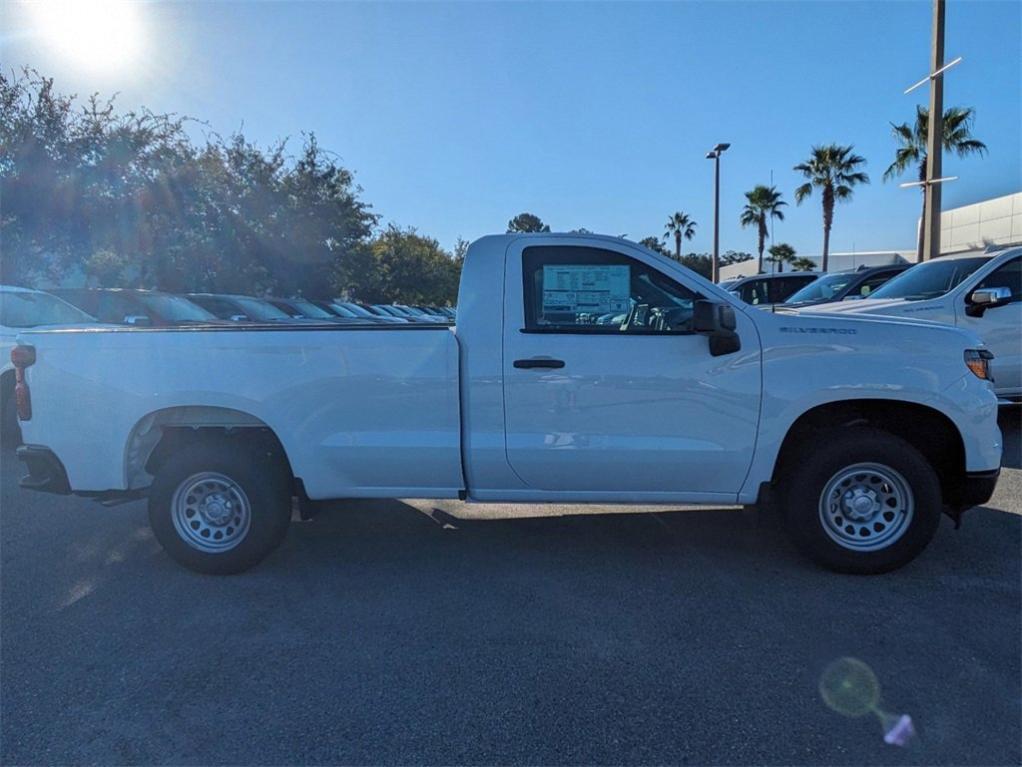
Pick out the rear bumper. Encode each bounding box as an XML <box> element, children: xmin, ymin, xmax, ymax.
<box><xmin>951</xmin><ymin>468</ymin><xmax>1000</xmax><ymax>512</ymax></box>
<box><xmin>16</xmin><ymin>445</ymin><xmax>71</xmax><ymax>495</ymax></box>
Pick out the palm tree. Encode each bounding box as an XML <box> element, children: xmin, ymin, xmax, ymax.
<box><xmin>739</xmin><ymin>185</ymin><xmax>786</xmax><ymax>274</ymax></box>
<box><xmin>793</xmin><ymin>145</ymin><xmax>869</xmax><ymax>272</ymax></box>
<box><xmin>883</xmin><ymin>105</ymin><xmax>987</xmax><ymax>260</ymax></box>
<box><xmin>766</xmin><ymin>242</ymin><xmax>796</xmax><ymax>273</ymax></box>
<box><xmin>790</xmin><ymin>257</ymin><xmax>817</xmax><ymax>272</ymax></box>
<box><xmin>663</xmin><ymin>212</ymin><xmax>697</xmax><ymax>260</ymax></box>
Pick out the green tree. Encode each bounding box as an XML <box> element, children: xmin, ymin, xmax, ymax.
<box><xmin>739</xmin><ymin>185</ymin><xmax>786</xmax><ymax>274</ymax></box>
<box><xmin>790</xmin><ymin>257</ymin><xmax>817</xmax><ymax>272</ymax></box>
<box><xmin>766</xmin><ymin>242</ymin><xmax>797</xmax><ymax>273</ymax></box>
<box><xmin>507</xmin><ymin>213</ymin><xmax>550</xmax><ymax>233</ymax></box>
<box><xmin>340</xmin><ymin>225</ymin><xmax>460</xmax><ymax>305</ymax></box>
<box><xmin>794</xmin><ymin>144</ymin><xmax>869</xmax><ymax>273</ymax></box>
<box><xmin>83</xmin><ymin>249</ymin><xmax>130</xmax><ymax>287</ymax></box>
<box><xmin>720</xmin><ymin>250</ymin><xmax>753</xmax><ymax>266</ymax></box>
<box><xmin>663</xmin><ymin>212</ymin><xmax>697</xmax><ymax>260</ymax></box>
<box><xmin>639</xmin><ymin>236</ymin><xmax>671</xmax><ymax>257</ymax></box>
<box><xmin>677</xmin><ymin>253</ymin><xmax>712</xmax><ymax>279</ymax></box>
<box><xmin>883</xmin><ymin>105</ymin><xmax>987</xmax><ymax>259</ymax></box>
<box><xmin>0</xmin><ymin>70</ymin><xmax>377</xmax><ymax>296</ymax></box>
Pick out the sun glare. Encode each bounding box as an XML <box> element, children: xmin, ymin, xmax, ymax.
<box><xmin>28</xmin><ymin>0</ymin><xmax>143</xmax><ymax>72</ymax></box>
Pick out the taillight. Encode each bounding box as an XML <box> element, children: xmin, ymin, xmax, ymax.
<box><xmin>11</xmin><ymin>344</ymin><xmax>35</xmax><ymax>421</ymax></box>
<box><xmin>964</xmin><ymin>348</ymin><xmax>994</xmax><ymax>381</ymax></box>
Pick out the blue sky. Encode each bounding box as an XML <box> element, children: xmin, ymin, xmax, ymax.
<box><xmin>3</xmin><ymin>1</ymin><xmax>1020</xmax><ymax>257</ymax></box>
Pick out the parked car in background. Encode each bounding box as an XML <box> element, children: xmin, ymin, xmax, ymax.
<box><xmin>53</xmin><ymin>288</ymin><xmax>219</xmax><ymax>326</ymax></box>
<box><xmin>720</xmin><ymin>272</ymin><xmax>818</xmax><ymax>307</ymax></box>
<box><xmin>265</xmin><ymin>297</ymin><xmax>374</xmax><ymax>324</ymax></box>
<box><xmin>782</xmin><ymin>265</ymin><xmax>909</xmax><ymax>308</ymax></box>
<box><xmin>188</xmin><ymin>294</ymin><xmax>320</xmax><ymax>324</ymax></box>
<box><xmin>392</xmin><ymin>304</ymin><xmax>450</xmax><ymax>322</ymax></box>
<box><xmin>325</xmin><ymin>301</ymin><xmax>408</xmax><ymax>323</ymax></box>
<box><xmin>1</xmin><ymin>285</ymin><xmax>97</xmax><ymax>443</ymax></box>
<box><xmin>369</xmin><ymin>304</ymin><xmax>436</xmax><ymax>323</ymax></box>
<box><xmin>809</xmin><ymin>245</ymin><xmax>1021</xmax><ymax>402</ymax></box>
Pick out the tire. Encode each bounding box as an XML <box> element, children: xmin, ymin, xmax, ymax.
<box><xmin>148</xmin><ymin>439</ymin><xmax>292</xmax><ymax>574</ymax></box>
<box><xmin>780</xmin><ymin>427</ymin><xmax>942</xmax><ymax>574</ymax></box>
<box><xmin>1</xmin><ymin>381</ymin><xmax>21</xmax><ymax>449</ymax></box>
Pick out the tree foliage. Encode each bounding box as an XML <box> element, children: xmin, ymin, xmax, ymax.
<box><xmin>1</xmin><ymin>69</ymin><xmax>377</xmax><ymax>298</ymax></box>
<box><xmin>793</xmin><ymin>144</ymin><xmax>869</xmax><ymax>272</ymax></box>
<box><xmin>663</xmin><ymin>211</ymin><xmax>696</xmax><ymax>260</ymax></box>
<box><xmin>339</xmin><ymin>225</ymin><xmax>460</xmax><ymax>305</ymax></box>
<box><xmin>883</xmin><ymin>105</ymin><xmax>986</xmax><ymax>259</ymax></box>
<box><xmin>506</xmin><ymin>212</ymin><xmax>550</xmax><ymax>233</ymax></box>
<box><xmin>766</xmin><ymin>242</ymin><xmax>797</xmax><ymax>273</ymax></box>
<box><xmin>739</xmin><ymin>185</ymin><xmax>786</xmax><ymax>274</ymax></box>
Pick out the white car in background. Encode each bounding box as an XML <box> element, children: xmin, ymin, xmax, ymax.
<box><xmin>807</xmin><ymin>245</ymin><xmax>1021</xmax><ymax>402</ymax></box>
<box><xmin>1</xmin><ymin>285</ymin><xmax>98</xmax><ymax>443</ymax></box>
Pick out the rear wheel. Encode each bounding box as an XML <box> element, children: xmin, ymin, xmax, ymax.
<box><xmin>148</xmin><ymin>440</ymin><xmax>292</xmax><ymax>574</ymax></box>
<box><xmin>780</xmin><ymin>428</ymin><xmax>942</xmax><ymax>574</ymax></box>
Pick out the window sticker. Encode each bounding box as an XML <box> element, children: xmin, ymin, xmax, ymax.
<box><xmin>541</xmin><ymin>265</ymin><xmax>630</xmax><ymax>318</ymax></box>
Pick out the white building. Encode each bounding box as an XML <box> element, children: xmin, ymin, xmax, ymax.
<box><xmin>937</xmin><ymin>191</ymin><xmax>1022</xmax><ymax>254</ymax></box>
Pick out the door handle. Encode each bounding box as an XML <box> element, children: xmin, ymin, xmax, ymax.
<box><xmin>514</xmin><ymin>358</ymin><xmax>565</xmax><ymax>369</ymax></box>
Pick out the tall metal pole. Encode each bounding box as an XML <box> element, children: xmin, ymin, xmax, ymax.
<box><xmin>712</xmin><ymin>153</ymin><xmax>721</xmax><ymax>282</ymax></box>
<box><xmin>922</xmin><ymin>0</ymin><xmax>945</xmax><ymax>261</ymax></box>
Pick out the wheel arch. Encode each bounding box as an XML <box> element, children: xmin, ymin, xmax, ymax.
<box><xmin>124</xmin><ymin>406</ymin><xmax>296</xmax><ymax>491</ymax></box>
<box><xmin>769</xmin><ymin>398</ymin><xmax>967</xmax><ymax>507</ymax></box>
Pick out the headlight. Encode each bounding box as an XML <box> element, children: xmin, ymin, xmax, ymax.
<box><xmin>964</xmin><ymin>349</ymin><xmax>994</xmax><ymax>381</ymax></box>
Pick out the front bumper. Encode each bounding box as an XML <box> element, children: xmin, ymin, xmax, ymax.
<box><xmin>951</xmin><ymin>468</ymin><xmax>1000</xmax><ymax>513</ymax></box>
<box><xmin>17</xmin><ymin>445</ymin><xmax>71</xmax><ymax>495</ymax></box>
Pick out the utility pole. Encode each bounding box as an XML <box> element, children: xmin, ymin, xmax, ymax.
<box><xmin>921</xmin><ymin>0</ymin><xmax>945</xmax><ymax>261</ymax></box>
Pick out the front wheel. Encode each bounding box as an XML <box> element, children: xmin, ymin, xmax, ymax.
<box><xmin>148</xmin><ymin>440</ymin><xmax>292</xmax><ymax>574</ymax></box>
<box><xmin>780</xmin><ymin>428</ymin><xmax>942</xmax><ymax>574</ymax></box>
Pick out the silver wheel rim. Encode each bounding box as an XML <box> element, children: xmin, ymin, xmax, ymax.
<box><xmin>171</xmin><ymin>472</ymin><xmax>251</xmax><ymax>553</ymax></box>
<box><xmin>818</xmin><ymin>462</ymin><xmax>914</xmax><ymax>552</ymax></box>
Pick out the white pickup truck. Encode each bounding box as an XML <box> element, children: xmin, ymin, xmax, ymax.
<box><xmin>13</xmin><ymin>234</ymin><xmax>1002</xmax><ymax>575</ymax></box>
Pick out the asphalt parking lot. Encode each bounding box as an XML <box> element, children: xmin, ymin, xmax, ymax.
<box><xmin>1</xmin><ymin>412</ymin><xmax>1019</xmax><ymax>766</ymax></box>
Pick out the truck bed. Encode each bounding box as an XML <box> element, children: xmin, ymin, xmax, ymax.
<box><xmin>17</xmin><ymin>324</ymin><xmax>464</xmax><ymax>498</ymax></box>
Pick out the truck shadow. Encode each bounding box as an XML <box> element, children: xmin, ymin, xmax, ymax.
<box><xmin>1000</xmin><ymin>408</ymin><xmax>1021</xmax><ymax>469</ymax></box>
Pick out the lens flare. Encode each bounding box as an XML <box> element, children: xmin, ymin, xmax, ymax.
<box><xmin>819</xmin><ymin>657</ymin><xmax>916</xmax><ymax>747</ymax></box>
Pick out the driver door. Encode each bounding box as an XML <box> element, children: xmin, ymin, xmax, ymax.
<box><xmin>501</xmin><ymin>240</ymin><xmax>760</xmax><ymax>500</ymax></box>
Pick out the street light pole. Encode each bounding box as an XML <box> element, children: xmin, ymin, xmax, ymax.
<box><xmin>706</xmin><ymin>143</ymin><xmax>730</xmax><ymax>283</ymax></box>
<box><xmin>922</xmin><ymin>0</ymin><xmax>946</xmax><ymax>261</ymax></box>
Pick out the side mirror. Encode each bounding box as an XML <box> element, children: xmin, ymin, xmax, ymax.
<box><xmin>693</xmin><ymin>300</ymin><xmax>741</xmax><ymax>356</ymax></box>
<box><xmin>123</xmin><ymin>314</ymin><xmax>152</xmax><ymax>326</ymax></box>
<box><xmin>966</xmin><ymin>286</ymin><xmax>1012</xmax><ymax>317</ymax></box>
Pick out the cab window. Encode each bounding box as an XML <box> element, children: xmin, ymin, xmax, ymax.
<box><xmin>739</xmin><ymin>280</ymin><xmax>770</xmax><ymax>306</ymax></box>
<box><xmin>974</xmin><ymin>258</ymin><xmax>1021</xmax><ymax>303</ymax></box>
<box><xmin>856</xmin><ymin>272</ymin><xmax>899</xmax><ymax>297</ymax></box>
<box><xmin>522</xmin><ymin>246</ymin><xmax>698</xmax><ymax>333</ymax></box>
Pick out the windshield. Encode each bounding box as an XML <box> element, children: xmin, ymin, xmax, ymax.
<box><xmin>785</xmin><ymin>273</ymin><xmax>855</xmax><ymax>304</ymax></box>
<box><xmin>137</xmin><ymin>293</ymin><xmax>217</xmax><ymax>322</ymax></box>
<box><xmin>869</xmin><ymin>257</ymin><xmax>990</xmax><ymax>301</ymax></box>
<box><xmin>288</xmin><ymin>299</ymin><xmax>333</xmax><ymax>319</ymax></box>
<box><xmin>0</xmin><ymin>290</ymin><xmax>96</xmax><ymax>327</ymax></box>
<box><xmin>336</xmin><ymin>302</ymin><xmax>371</xmax><ymax>317</ymax></box>
<box><xmin>234</xmin><ymin>297</ymin><xmax>292</xmax><ymax>321</ymax></box>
